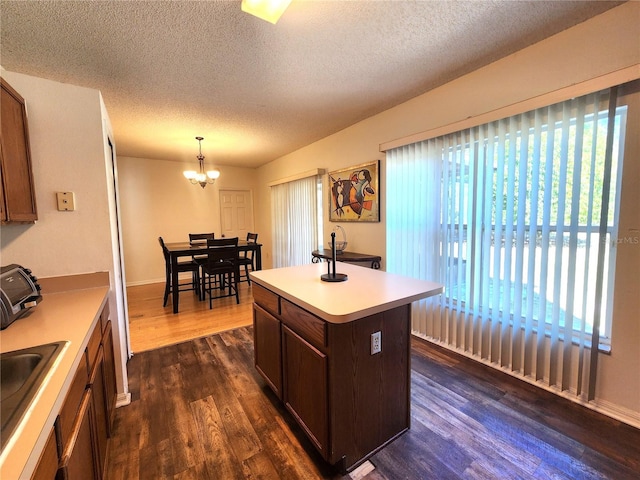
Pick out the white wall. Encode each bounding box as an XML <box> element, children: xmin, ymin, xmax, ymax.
<box><xmin>0</xmin><ymin>72</ymin><xmax>112</xmax><ymax>274</ymax></box>
<box><xmin>117</xmin><ymin>156</ymin><xmax>258</xmax><ymax>285</ymax></box>
<box><xmin>0</xmin><ymin>69</ymin><xmax>130</xmax><ymax>400</ymax></box>
<box><xmin>254</xmin><ymin>3</ymin><xmax>640</xmax><ymax>273</ymax></box>
<box><xmin>251</xmin><ymin>3</ymin><xmax>639</xmax><ymax>424</ymax></box>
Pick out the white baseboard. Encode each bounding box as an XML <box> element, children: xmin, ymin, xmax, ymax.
<box><xmin>126</xmin><ymin>277</ymin><xmax>165</xmax><ymax>287</ymax></box>
<box><xmin>115</xmin><ymin>392</ymin><xmax>132</xmax><ymax>408</ymax></box>
<box><xmin>591</xmin><ymin>398</ymin><xmax>640</xmax><ymax>429</ymax></box>
<box><xmin>126</xmin><ymin>273</ymin><xmax>199</xmax><ymax>287</ymax></box>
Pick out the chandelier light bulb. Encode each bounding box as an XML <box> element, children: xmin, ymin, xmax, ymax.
<box><xmin>183</xmin><ymin>136</ymin><xmax>220</xmax><ymax>188</ymax></box>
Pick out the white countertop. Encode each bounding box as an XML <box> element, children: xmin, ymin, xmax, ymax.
<box><xmin>250</xmin><ymin>263</ymin><xmax>443</xmax><ymax>323</ymax></box>
<box><xmin>0</xmin><ymin>286</ymin><xmax>109</xmax><ymax>480</ymax></box>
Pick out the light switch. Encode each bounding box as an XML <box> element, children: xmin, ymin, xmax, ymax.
<box><xmin>56</xmin><ymin>192</ymin><xmax>76</xmax><ymax>211</ymax></box>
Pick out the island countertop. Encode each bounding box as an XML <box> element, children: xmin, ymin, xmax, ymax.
<box><xmin>250</xmin><ymin>262</ymin><xmax>443</xmax><ymax>323</ymax></box>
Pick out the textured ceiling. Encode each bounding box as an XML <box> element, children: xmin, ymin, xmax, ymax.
<box><xmin>0</xmin><ymin>1</ymin><xmax>622</xmax><ymax>168</ymax></box>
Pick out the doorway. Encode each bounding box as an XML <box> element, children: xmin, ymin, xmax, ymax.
<box><xmin>219</xmin><ymin>189</ymin><xmax>254</xmax><ymax>240</ymax></box>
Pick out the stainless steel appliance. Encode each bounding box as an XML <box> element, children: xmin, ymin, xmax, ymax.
<box><xmin>0</xmin><ymin>264</ymin><xmax>42</xmax><ymax>329</ymax></box>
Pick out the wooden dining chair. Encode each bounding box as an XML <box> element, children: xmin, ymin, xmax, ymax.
<box><xmin>201</xmin><ymin>237</ymin><xmax>240</xmax><ymax>308</ymax></box>
<box><xmin>158</xmin><ymin>236</ymin><xmax>201</xmax><ymax>307</ymax></box>
<box><xmin>237</xmin><ymin>232</ymin><xmax>258</xmax><ymax>285</ymax></box>
<box><xmin>189</xmin><ymin>232</ymin><xmax>214</xmax><ymax>261</ymax></box>
<box><xmin>188</xmin><ymin>232</ymin><xmax>214</xmax><ymax>281</ymax></box>
<box><xmin>189</xmin><ymin>232</ymin><xmax>215</xmax><ymax>244</ymax></box>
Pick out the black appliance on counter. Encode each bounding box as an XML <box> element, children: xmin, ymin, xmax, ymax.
<box><xmin>0</xmin><ymin>264</ymin><xmax>42</xmax><ymax>329</ymax></box>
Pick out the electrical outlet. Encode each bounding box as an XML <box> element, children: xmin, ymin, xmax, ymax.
<box><xmin>371</xmin><ymin>331</ymin><xmax>381</xmax><ymax>355</ymax></box>
<box><xmin>56</xmin><ymin>191</ymin><xmax>76</xmax><ymax>211</ymax></box>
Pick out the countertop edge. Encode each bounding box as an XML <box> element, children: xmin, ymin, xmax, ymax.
<box><xmin>250</xmin><ymin>264</ymin><xmax>444</xmax><ymax>323</ymax></box>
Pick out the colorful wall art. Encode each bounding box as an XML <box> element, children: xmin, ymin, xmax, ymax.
<box><xmin>328</xmin><ymin>161</ymin><xmax>380</xmax><ymax>222</ymax></box>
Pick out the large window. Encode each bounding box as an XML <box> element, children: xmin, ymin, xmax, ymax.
<box><xmin>271</xmin><ymin>175</ymin><xmax>323</xmax><ymax>267</ymax></box>
<box><xmin>446</xmin><ymin>103</ymin><xmax>625</xmax><ymax>341</ymax></box>
<box><xmin>387</xmin><ymin>87</ymin><xmax>627</xmax><ymax>395</ymax></box>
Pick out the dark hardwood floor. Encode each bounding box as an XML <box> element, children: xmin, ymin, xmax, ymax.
<box><xmin>105</xmin><ymin>327</ymin><xmax>640</xmax><ymax>480</ymax></box>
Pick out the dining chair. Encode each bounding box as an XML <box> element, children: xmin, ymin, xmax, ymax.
<box><xmin>189</xmin><ymin>232</ymin><xmax>215</xmax><ymax>260</ymax></box>
<box><xmin>237</xmin><ymin>232</ymin><xmax>258</xmax><ymax>285</ymax></box>
<box><xmin>189</xmin><ymin>232</ymin><xmax>214</xmax><ymax>280</ymax></box>
<box><xmin>201</xmin><ymin>237</ymin><xmax>240</xmax><ymax>308</ymax></box>
<box><xmin>158</xmin><ymin>236</ymin><xmax>201</xmax><ymax>307</ymax></box>
<box><xmin>189</xmin><ymin>232</ymin><xmax>215</xmax><ymax>244</ymax></box>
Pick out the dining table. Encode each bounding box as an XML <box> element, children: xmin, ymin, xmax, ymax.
<box><xmin>164</xmin><ymin>240</ymin><xmax>263</xmax><ymax>314</ymax></box>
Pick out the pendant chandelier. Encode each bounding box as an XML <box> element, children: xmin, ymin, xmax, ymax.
<box><xmin>183</xmin><ymin>136</ymin><xmax>220</xmax><ymax>189</ymax></box>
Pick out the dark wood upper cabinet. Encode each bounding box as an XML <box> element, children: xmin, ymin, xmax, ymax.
<box><xmin>0</xmin><ymin>77</ymin><xmax>38</xmax><ymax>224</ymax></box>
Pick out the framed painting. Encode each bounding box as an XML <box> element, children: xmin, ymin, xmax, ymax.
<box><xmin>328</xmin><ymin>160</ymin><xmax>380</xmax><ymax>222</ymax></box>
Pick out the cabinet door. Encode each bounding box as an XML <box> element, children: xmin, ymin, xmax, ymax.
<box><xmin>101</xmin><ymin>321</ymin><xmax>117</xmax><ymax>435</ymax></box>
<box><xmin>89</xmin><ymin>346</ymin><xmax>108</xmax><ymax>479</ymax></box>
<box><xmin>0</xmin><ymin>150</ymin><xmax>5</xmax><ymax>223</ymax></box>
<box><xmin>30</xmin><ymin>427</ymin><xmax>57</xmax><ymax>480</ymax></box>
<box><xmin>0</xmin><ymin>78</ymin><xmax>37</xmax><ymax>223</ymax></box>
<box><xmin>282</xmin><ymin>325</ymin><xmax>328</xmax><ymax>457</ymax></box>
<box><xmin>253</xmin><ymin>304</ymin><xmax>282</xmax><ymax>398</ymax></box>
<box><xmin>57</xmin><ymin>354</ymin><xmax>89</xmax><ymax>450</ymax></box>
<box><xmin>58</xmin><ymin>389</ymin><xmax>99</xmax><ymax>480</ymax></box>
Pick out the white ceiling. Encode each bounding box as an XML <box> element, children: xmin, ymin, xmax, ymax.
<box><xmin>0</xmin><ymin>1</ymin><xmax>622</xmax><ymax>168</ymax></box>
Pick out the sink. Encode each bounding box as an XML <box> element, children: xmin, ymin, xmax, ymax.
<box><xmin>0</xmin><ymin>341</ymin><xmax>66</xmax><ymax>451</ymax></box>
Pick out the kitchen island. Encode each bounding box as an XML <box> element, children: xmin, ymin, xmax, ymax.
<box><xmin>250</xmin><ymin>263</ymin><xmax>442</xmax><ymax>472</ymax></box>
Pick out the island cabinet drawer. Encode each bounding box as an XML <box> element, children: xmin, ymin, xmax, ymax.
<box><xmin>252</xmin><ymin>283</ymin><xmax>280</xmax><ymax>317</ymax></box>
<box><xmin>281</xmin><ymin>299</ymin><xmax>326</xmax><ymax>351</ymax></box>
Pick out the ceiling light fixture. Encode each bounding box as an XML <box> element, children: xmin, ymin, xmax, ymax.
<box><xmin>241</xmin><ymin>0</ymin><xmax>291</xmax><ymax>24</ymax></box>
<box><xmin>183</xmin><ymin>136</ymin><xmax>220</xmax><ymax>189</ymax></box>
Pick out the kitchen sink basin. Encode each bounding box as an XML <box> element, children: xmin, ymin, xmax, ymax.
<box><xmin>1</xmin><ymin>341</ymin><xmax>67</xmax><ymax>451</ymax></box>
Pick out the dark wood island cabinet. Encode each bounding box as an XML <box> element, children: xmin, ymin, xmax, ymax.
<box><xmin>251</xmin><ymin>263</ymin><xmax>442</xmax><ymax>472</ymax></box>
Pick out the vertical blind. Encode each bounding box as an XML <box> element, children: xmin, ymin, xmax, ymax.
<box><xmin>271</xmin><ymin>175</ymin><xmax>320</xmax><ymax>268</ymax></box>
<box><xmin>386</xmin><ymin>87</ymin><xmax>626</xmax><ymax>399</ymax></box>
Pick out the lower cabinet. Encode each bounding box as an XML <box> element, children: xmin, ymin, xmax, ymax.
<box><xmin>31</xmin><ymin>428</ymin><xmax>58</xmax><ymax>480</ymax></box>
<box><xmin>56</xmin><ymin>313</ymin><xmax>116</xmax><ymax>480</ymax></box>
<box><xmin>58</xmin><ymin>390</ymin><xmax>98</xmax><ymax>480</ymax></box>
<box><xmin>282</xmin><ymin>325</ymin><xmax>328</xmax><ymax>456</ymax></box>
<box><xmin>252</xmin><ymin>283</ymin><xmax>411</xmax><ymax>473</ymax></box>
<box><xmin>31</xmin><ymin>301</ymin><xmax>117</xmax><ymax>480</ymax></box>
<box><xmin>56</xmin><ymin>357</ymin><xmax>89</xmax><ymax>454</ymax></box>
<box><xmin>89</xmin><ymin>347</ymin><xmax>109</xmax><ymax>478</ymax></box>
<box><xmin>253</xmin><ymin>304</ymin><xmax>282</xmax><ymax>397</ymax></box>
<box><xmin>101</xmin><ymin>321</ymin><xmax>117</xmax><ymax>436</ymax></box>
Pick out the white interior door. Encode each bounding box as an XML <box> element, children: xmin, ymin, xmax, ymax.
<box><xmin>219</xmin><ymin>189</ymin><xmax>254</xmax><ymax>240</ymax></box>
